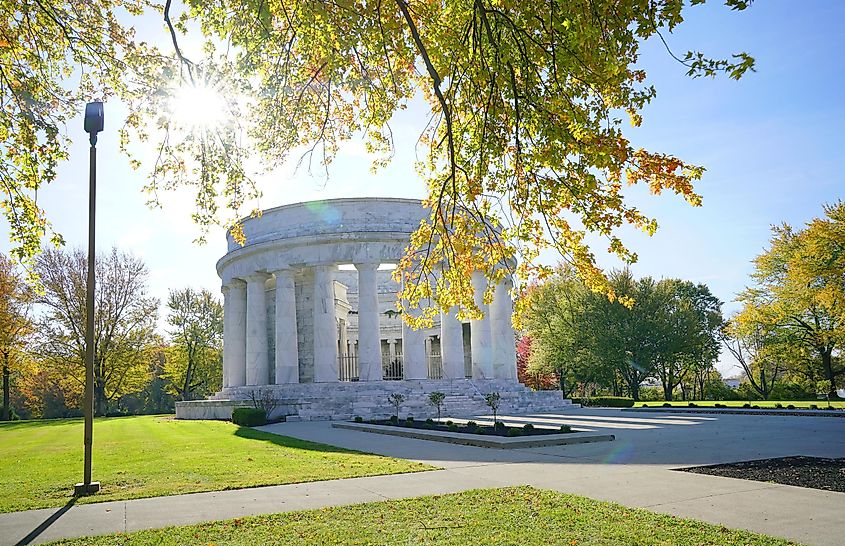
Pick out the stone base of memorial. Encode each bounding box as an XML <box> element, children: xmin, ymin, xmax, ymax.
<box><xmin>332</xmin><ymin>419</ymin><xmax>615</xmax><ymax>449</ymax></box>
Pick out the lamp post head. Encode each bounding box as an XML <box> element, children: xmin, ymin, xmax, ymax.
<box><xmin>84</xmin><ymin>101</ymin><xmax>104</xmax><ymax>146</ymax></box>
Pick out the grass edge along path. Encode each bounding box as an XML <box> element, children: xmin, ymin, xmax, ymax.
<box><xmin>0</xmin><ymin>415</ymin><xmax>434</xmax><ymax>513</ymax></box>
<box><xmin>48</xmin><ymin>486</ymin><xmax>800</xmax><ymax>546</ymax></box>
<box><xmin>634</xmin><ymin>400</ymin><xmax>845</xmax><ymax>409</ymax></box>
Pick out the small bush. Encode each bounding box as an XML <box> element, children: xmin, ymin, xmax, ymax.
<box><xmin>507</xmin><ymin>428</ymin><xmax>521</xmax><ymax>437</ymax></box>
<box><xmin>787</xmin><ymin>405</ymin><xmax>796</xmax><ymax>410</ymax></box>
<box><xmin>447</xmin><ymin>423</ymin><xmax>458</xmax><ymax>432</ymax></box>
<box><xmin>354</xmin><ymin>416</ymin><xmax>363</xmax><ymax>423</ymax></box>
<box><xmin>662</xmin><ymin>403</ymin><xmax>672</xmax><ymax>407</ymax></box>
<box><xmin>810</xmin><ymin>404</ymin><xmax>819</xmax><ymax>410</ymax></box>
<box><xmin>466</xmin><ymin>421</ymin><xmax>478</xmax><ymax>429</ymax></box>
<box><xmin>560</xmin><ymin>424</ymin><xmax>572</xmax><ymax>433</ymax></box>
<box><xmin>389</xmin><ymin>415</ymin><xmax>399</xmax><ymax>424</ymax></box>
<box><xmin>425</xmin><ymin>418</ymin><xmax>435</xmax><ymax>425</ymax></box>
<box><xmin>232</xmin><ymin>407</ymin><xmax>267</xmax><ymax>427</ymax></box>
<box><xmin>688</xmin><ymin>403</ymin><xmax>697</xmax><ymax>407</ymax></box>
<box><xmin>742</xmin><ymin>403</ymin><xmax>752</xmax><ymax>409</ymax></box>
<box><xmin>584</xmin><ymin>396</ymin><xmax>635</xmax><ymax>408</ymax></box>
<box><xmin>523</xmin><ymin>423</ymin><xmax>535</xmax><ymax>432</ymax></box>
<box><xmin>774</xmin><ymin>403</ymin><xmax>783</xmax><ymax>409</ymax></box>
<box><xmin>406</xmin><ymin>416</ymin><xmax>414</xmax><ymax>425</ymax></box>
<box><xmin>642</xmin><ymin>404</ymin><xmax>648</xmax><ymax>408</ymax></box>
<box><xmin>475</xmin><ymin>429</ymin><xmax>485</xmax><ymax>435</ymax></box>
<box><xmin>446</xmin><ymin>420</ymin><xmax>454</xmax><ymax>426</ymax></box>
<box><xmin>494</xmin><ymin>421</ymin><xmax>506</xmax><ymax>431</ymax></box>
<box><xmin>752</xmin><ymin>405</ymin><xmax>760</xmax><ymax>409</ymax></box>
<box><xmin>714</xmin><ymin>403</ymin><xmax>726</xmax><ymax>408</ymax></box>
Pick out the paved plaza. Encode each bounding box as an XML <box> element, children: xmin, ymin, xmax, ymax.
<box><xmin>2</xmin><ymin>408</ymin><xmax>844</xmax><ymax>545</ymax></box>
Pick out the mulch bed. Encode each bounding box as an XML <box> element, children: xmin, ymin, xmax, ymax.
<box><xmin>678</xmin><ymin>456</ymin><xmax>845</xmax><ymax>493</ymax></box>
<box><xmin>363</xmin><ymin>419</ymin><xmax>571</xmax><ymax>437</ymax></box>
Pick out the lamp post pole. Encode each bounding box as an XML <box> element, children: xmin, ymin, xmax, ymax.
<box><xmin>75</xmin><ymin>102</ymin><xmax>103</xmax><ymax>497</ymax></box>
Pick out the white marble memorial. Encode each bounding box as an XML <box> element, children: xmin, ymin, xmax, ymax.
<box><xmin>175</xmin><ymin>198</ymin><xmax>573</xmax><ymax>421</ymax></box>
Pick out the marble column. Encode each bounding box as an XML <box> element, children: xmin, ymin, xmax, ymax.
<box><xmin>245</xmin><ymin>273</ymin><xmax>270</xmax><ymax>386</ymax></box>
<box><xmin>402</xmin><ymin>307</ymin><xmax>428</xmax><ymax>380</ymax></box>
<box><xmin>312</xmin><ymin>265</ymin><xmax>339</xmax><ymax>382</ymax></box>
<box><xmin>470</xmin><ymin>271</ymin><xmax>493</xmax><ymax>379</ymax></box>
<box><xmin>355</xmin><ymin>263</ymin><xmax>383</xmax><ymax>381</ymax></box>
<box><xmin>490</xmin><ymin>277</ymin><xmax>518</xmax><ymax>380</ymax></box>
<box><xmin>223</xmin><ymin>280</ymin><xmax>247</xmax><ymax>388</ymax></box>
<box><xmin>388</xmin><ymin>339</ymin><xmax>397</xmax><ymax>365</ymax></box>
<box><xmin>440</xmin><ymin>307</ymin><xmax>465</xmax><ymax>380</ymax></box>
<box><xmin>273</xmin><ymin>268</ymin><xmax>299</xmax><ymax>384</ymax></box>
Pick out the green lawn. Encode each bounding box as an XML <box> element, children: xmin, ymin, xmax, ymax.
<box><xmin>0</xmin><ymin>415</ymin><xmax>433</xmax><ymax>513</ymax></box>
<box><xmin>49</xmin><ymin>486</ymin><xmax>798</xmax><ymax>546</ymax></box>
<box><xmin>634</xmin><ymin>400</ymin><xmax>845</xmax><ymax>409</ymax></box>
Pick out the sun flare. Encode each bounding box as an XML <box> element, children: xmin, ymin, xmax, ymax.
<box><xmin>170</xmin><ymin>83</ymin><xmax>227</xmax><ymax>129</ymax></box>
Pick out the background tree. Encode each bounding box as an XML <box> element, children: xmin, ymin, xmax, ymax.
<box><xmin>163</xmin><ymin>288</ymin><xmax>223</xmax><ymax>401</ymax></box>
<box><xmin>35</xmin><ymin>247</ymin><xmax>159</xmax><ymax>416</ymax></box>
<box><xmin>735</xmin><ymin>202</ymin><xmax>845</xmax><ymax>395</ymax></box>
<box><xmin>0</xmin><ymin>254</ymin><xmax>34</xmax><ymax>420</ymax></box>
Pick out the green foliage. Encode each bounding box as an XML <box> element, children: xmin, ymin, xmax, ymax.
<box><xmin>733</xmin><ymin>202</ymin><xmax>845</xmax><ymax>395</ymax></box>
<box><xmin>519</xmin><ymin>267</ymin><xmax>723</xmax><ymax>401</ymax></box>
<box><xmin>2</xmin><ymin>0</ymin><xmax>753</xmax><ymax>323</ymax></box>
<box><xmin>428</xmin><ymin>391</ymin><xmax>446</xmax><ymax>421</ymax></box>
<box><xmin>387</xmin><ymin>393</ymin><xmax>405</xmax><ymax>418</ymax></box>
<box><xmin>163</xmin><ymin>288</ymin><xmax>224</xmax><ymax>401</ymax></box>
<box><xmin>354</xmin><ymin>416</ymin><xmax>363</xmax><ymax>423</ymax></box>
<box><xmin>232</xmin><ymin>407</ymin><xmax>267</xmax><ymax>427</ymax></box>
<box><xmin>583</xmin><ymin>397</ymin><xmax>635</xmax><ymax>408</ymax></box>
<box><xmin>522</xmin><ymin>423</ymin><xmax>534</xmax><ymax>432</ymax></box>
<box><xmin>560</xmin><ymin>424</ymin><xmax>572</xmax><ymax>433</ymax></box>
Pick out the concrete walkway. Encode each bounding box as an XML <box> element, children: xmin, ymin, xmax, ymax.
<box><xmin>1</xmin><ymin>408</ymin><xmax>843</xmax><ymax>545</ymax></box>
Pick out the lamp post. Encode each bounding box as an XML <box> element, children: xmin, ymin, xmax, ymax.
<box><xmin>75</xmin><ymin>102</ymin><xmax>103</xmax><ymax>497</ymax></box>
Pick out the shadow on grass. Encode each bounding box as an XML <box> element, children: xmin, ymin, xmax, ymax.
<box><xmin>14</xmin><ymin>497</ymin><xmax>78</xmax><ymax>546</ymax></box>
<box><xmin>233</xmin><ymin>425</ymin><xmax>374</xmax><ymax>456</ymax></box>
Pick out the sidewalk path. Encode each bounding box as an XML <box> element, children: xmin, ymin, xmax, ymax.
<box><xmin>1</xmin><ymin>408</ymin><xmax>843</xmax><ymax>545</ymax></box>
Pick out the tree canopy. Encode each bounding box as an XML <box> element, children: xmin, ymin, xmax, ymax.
<box><xmin>3</xmin><ymin>0</ymin><xmax>754</xmax><ymax>316</ymax></box>
<box><xmin>733</xmin><ymin>201</ymin><xmax>845</xmax><ymax>394</ymax></box>
<box><xmin>519</xmin><ymin>267</ymin><xmax>723</xmax><ymax>400</ymax></box>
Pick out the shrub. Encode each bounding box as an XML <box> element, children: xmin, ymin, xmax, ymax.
<box><xmin>662</xmin><ymin>403</ymin><xmax>672</xmax><ymax>408</ymax></box>
<box><xmin>810</xmin><ymin>404</ymin><xmax>819</xmax><ymax>410</ymax></box>
<box><xmin>523</xmin><ymin>423</ymin><xmax>535</xmax><ymax>432</ymax></box>
<box><xmin>584</xmin><ymin>396</ymin><xmax>635</xmax><ymax>408</ymax></box>
<box><xmin>446</xmin><ymin>420</ymin><xmax>454</xmax><ymax>426</ymax></box>
<box><xmin>688</xmin><ymin>403</ymin><xmax>697</xmax><ymax>407</ymax></box>
<box><xmin>494</xmin><ymin>421</ymin><xmax>506</xmax><ymax>431</ymax></box>
<box><xmin>232</xmin><ymin>407</ymin><xmax>267</xmax><ymax>427</ymax></box>
<box><xmin>406</xmin><ymin>416</ymin><xmax>414</xmax><ymax>425</ymax></box>
<box><xmin>714</xmin><ymin>403</ymin><xmax>726</xmax><ymax>408</ymax></box>
<box><xmin>485</xmin><ymin>392</ymin><xmax>502</xmax><ymax>424</ymax></box>
<box><xmin>389</xmin><ymin>415</ymin><xmax>399</xmax><ymax>424</ymax></box>
<box><xmin>354</xmin><ymin>416</ymin><xmax>363</xmax><ymax>423</ymax></box>
<box><xmin>387</xmin><ymin>393</ymin><xmax>405</xmax><ymax>418</ymax></box>
<box><xmin>752</xmin><ymin>405</ymin><xmax>760</xmax><ymax>409</ymax></box>
<box><xmin>428</xmin><ymin>392</ymin><xmax>446</xmax><ymax>421</ymax></box>
<box><xmin>642</xmin><ymin>404</ymin><xmax>648</xmax><ymax>408</ymax></box>
<box><xmin>466</xmin><ymin>420</ymin><xmax>478</xmax><ymax>429</ymax></box>
<box><xmin>742</xmin><ymin>403</ymin><xmax>752</xmax><ymax>409</ymax></box>
<box><xmin>507</xmin><ymin>428</ymin><xmax>521</xmax><ymax>437</ymax></box>
<box><xmin>774</xmin><ymin>403</ymin><xmax>783</xmax><ymax>409</ymax></box>
<box><xmin>787</xmin><ymin>405</ymin><xmax>796</xmax><ymax>410</ymax></box>
<box><xmin>560</xmin><ymin>424</ymin><xmax>572</xmax><ymax>433</ymax></box>
<box><xmin>447</xmin><ymin>423</ymin><xmax>458</xmax><ymax>432</ymax></box>
<box><xmin>425</xmin><ymin>418</ymin><xmax>435</xmax><ymax>425</ymax></box>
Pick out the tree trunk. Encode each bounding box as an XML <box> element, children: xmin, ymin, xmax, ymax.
<box><xmin>2</xmin><ymin>363</ymin><xmax>10</xmax><ymax>421</ymax></box>
<box><xmin>821</xmin><ymin>349</ymin><xmax>836</xmax><ymax>396</ymax></box>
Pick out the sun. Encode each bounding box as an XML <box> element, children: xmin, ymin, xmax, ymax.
<box><xmin>170</xmin><ymin>82</ymin><xmax>228</xmax><ymax>129</ymax></box>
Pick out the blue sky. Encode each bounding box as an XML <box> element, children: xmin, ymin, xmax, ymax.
<box><xmin>3</xmin><ymin>0</ymin><xmax>843</xmax><ymax>376</ymax></box>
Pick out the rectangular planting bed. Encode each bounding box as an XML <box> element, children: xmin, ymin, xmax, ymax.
<box><xmin>332</xmin><ymin>421</ymin><xmax>614</xmax><ymax>449</ymax></box>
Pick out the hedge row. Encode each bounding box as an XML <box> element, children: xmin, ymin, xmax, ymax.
<box><xmin>583</xmin><ymin>396</ymin><xmax>635</xmax><ymax>408</ymax></box>
<box><xmin>232</xmin><ymin>407</ymin><xmax>267</xmax><ymax>426</ymax></box>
